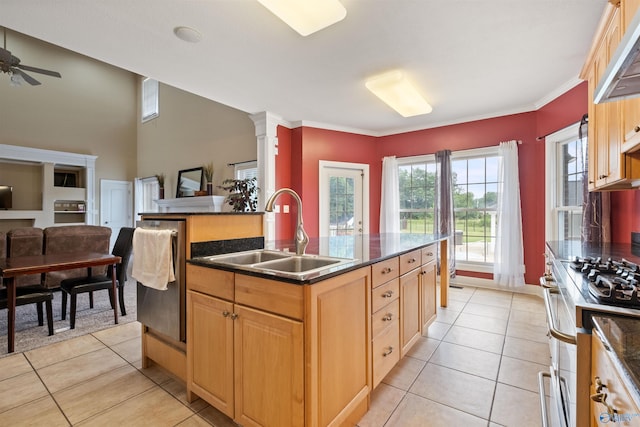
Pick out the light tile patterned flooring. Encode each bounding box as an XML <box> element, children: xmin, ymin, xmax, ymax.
<box><xmin>0</xmin><ymin>285</ymin><xmax>550</xmax><ymax>426</ymax></box>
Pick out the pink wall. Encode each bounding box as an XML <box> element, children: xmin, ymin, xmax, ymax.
<box><xmin>275</xmin><ymin>83</ymin><xmax>588</xmax><ymax>285</ymax></box>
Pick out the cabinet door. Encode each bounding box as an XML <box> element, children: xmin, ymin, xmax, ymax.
<box><xmin>234</xmin><ymin>305</ymin><xmax>304</xmax><ymax>427</ymax></box>
<box><xmin>605</xmin><ymin>14</ymin><xmax>624</xmax><ymax>184</ymax></box>
<box><xmin>400</xmin><ymin>269</ymin><xmax>421</xmax><ymax>356</ymax></box>
<box><xmin>420</xmin><ymin>261</ymin><xmax>437</xmax><ymax>334</ymax></box>
<box><xmin>187</xmin><ymin>291</ymin><xmax>235</xmax><ymax>418</ymax></box>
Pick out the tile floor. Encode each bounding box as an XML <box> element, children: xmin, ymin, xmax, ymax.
<box><xmin>0</xmin><ymin>285</ymin><xmax>550</xmax><ymax>426</ymax></box>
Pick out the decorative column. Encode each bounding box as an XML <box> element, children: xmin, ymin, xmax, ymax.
<box><xmin>249</xmin><ymin>111</ymin><xmax>281</xmax><ymax>243</ymax></box>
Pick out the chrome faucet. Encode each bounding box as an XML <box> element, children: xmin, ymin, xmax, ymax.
<box><xmin>265</xmin><ymin>188</ymin><xmax>309</xmax><ymax>255</ymax></box>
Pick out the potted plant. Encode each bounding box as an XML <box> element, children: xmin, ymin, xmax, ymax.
<box><xmin>219</xmin><ymin>177</ymin><xmax>258</xmax><ymax>212</ymax></box>
<box><xmin>156</xmin><ymin>173</ymin><xmax>165</xmax><ymax>199</ymax></box>
<box><xmin>203</xmin><ymin>162</ymin><xmax>214</xmax><ymax>195</ymax></box>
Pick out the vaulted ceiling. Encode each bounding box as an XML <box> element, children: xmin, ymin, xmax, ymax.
<box><xmin>1</xmin><ymin>0</ymin><xmax>607</xmax><ymax>135</ymax></box>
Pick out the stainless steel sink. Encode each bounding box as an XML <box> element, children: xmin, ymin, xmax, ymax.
<box><xmin>206</xmin><ymin>250</ymin><xmax>291</xmax><ymax>265</ymax></box>
<box><xmin>256</xmin><ymin>256</ymin><xmax>342</xmax><ymax>274</ymax></box>
<box><xmin>199</xmin><ymin>249</ymin><xmax>355</xmax><ymax>278</ymax></box>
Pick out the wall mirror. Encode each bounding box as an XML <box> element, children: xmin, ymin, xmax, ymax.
<box><xmin>176</xmin><ymin>167</ymin><xmax>203</xmax><ymax>197</ymax></box>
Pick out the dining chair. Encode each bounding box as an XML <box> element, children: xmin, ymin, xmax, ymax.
<box><xmin>60</xmin><ymin>227</ymin><xmax>134</xmax><ymax>329</ymax></box>
<box><xmin>4</xmin><ymin>227</ymin><xmax>54</xmax><ymax>335</ymax></box>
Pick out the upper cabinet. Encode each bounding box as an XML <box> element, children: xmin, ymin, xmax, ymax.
<box><xmin>583</xmin><ymin>1</ymin><xmax>640</xmax><ymax>190</ymax></box>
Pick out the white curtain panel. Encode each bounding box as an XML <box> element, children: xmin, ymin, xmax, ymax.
<box><xmin>493</xmin><ymin>140</ymin><xmax>525</xmax><ymax>287</ymax></box>
<box><xmin>380</xmin><ymin>156</ymin><xmax>400</xmax><ymax>234</ymax></box>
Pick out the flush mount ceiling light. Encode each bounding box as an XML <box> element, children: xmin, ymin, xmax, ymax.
<box><xmin>173</xmin><ymin>26</ymin><xmax>202</xmax><ymax>43</ymax></box>
<box><xmin>256</xmin><ymin>0</ymin><xmax>346</xmax><ymax>36</ymax></box>
<box><xmin>365</xmin><ymin>70</ymin><xmax>432</xmax><ymax>117</ymax></box>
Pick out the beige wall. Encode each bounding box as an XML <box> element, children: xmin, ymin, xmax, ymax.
<box><xmin>0</xmin><ymin>163</ymin><xmax>42</xmax><ymax>210</ymax></box>
<box><xmin>1</xmin><ymin>29</ymin><xmax>257</xmax><ymax>221</ymax></box>
<box><xmin>136</xmin><ymin>81</ymin><xmax>256</xmax><ymax>199</ymax></box>
<box><xmin>0</xmin><ymin>30</ymin><xmax>138</xmax><ymax>189</ymax></box>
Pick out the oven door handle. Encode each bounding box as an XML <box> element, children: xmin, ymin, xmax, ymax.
<box><xmin>538</xmin><ymin>371</ymin><xmax>551</xmax><ymax>427</ymax></box>
<box><xmin>543</xmin><ymin>287</ymin><xmax>577</xmax><ymax>345</ymax></box>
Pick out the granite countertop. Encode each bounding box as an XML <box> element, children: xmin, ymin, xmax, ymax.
<box><xmin>591</xmin><ymin>315</ymin><xmax>640</xmax><ymax>408</ymax></box>
<box><xmin>189</xmin><ymin>233</ymin><xmax>447</xmax><ymax>284</ymax></box>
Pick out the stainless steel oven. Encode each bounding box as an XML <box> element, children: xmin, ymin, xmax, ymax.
<box><xmin>540</xmin><ymin>241</ymin><xmax>640</xmax><ymax>427</ymax></box>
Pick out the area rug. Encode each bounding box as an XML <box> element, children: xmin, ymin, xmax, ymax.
<box><xmin>0</xmin><ymin>277</ymin><xmax>138</xmax><ymax>357</ymax></box>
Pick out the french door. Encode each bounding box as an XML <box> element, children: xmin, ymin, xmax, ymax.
<box><xmin>319</xmin><ymin>161</ymin><xmax>369</xmax><ymax>237</ymax></box>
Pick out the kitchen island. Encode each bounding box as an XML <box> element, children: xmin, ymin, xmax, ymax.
<box><xmin>186</xmin><ymin>233</ymin><xmax>449</xmax><ymax>427</ymax></box>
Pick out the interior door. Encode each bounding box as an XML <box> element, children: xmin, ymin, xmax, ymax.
<box><xmin>319</xmin><ymin>162</ymin><xmax>368</xmax><ymax>237</ymax></box>
<box><xmin>100</xmin><ymin>179</ymin><xmax>133</xmax><ymax>249</ymax></box>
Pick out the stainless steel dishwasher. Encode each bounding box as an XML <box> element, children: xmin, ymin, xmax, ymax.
<box><xmin>135</xmin><ymin>219</ymin><xmax>186</xmax><ymax>342</ymax></box>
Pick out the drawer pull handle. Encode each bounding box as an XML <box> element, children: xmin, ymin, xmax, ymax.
<box><xmin>382</xmin><ymin>346</ymin><xmax>394</xmax><ymax>357</ymax></box>
<box><xmin>382</xmin><ymin>313</ymin><xmax>393</xmax><ymax>321</ymax></box>
<box><xmin>382</xmin><ymin>290</ymin><xmax>394</xmax><ymax>298</ymax></box>
<box><xmin>635</xmin><ymin>125</ymin><xmax>640</xmax><ymax>133</ymax></box>
<box><xmin>426</xmin><ymin>252</ymin><xmax>433</xmax><ymax>256</ymax></box>
<box><xmin>381</xmin><ymin>267</ymin><xmax>393</xmax><ymax>274</ymax></box>
<box><xmin>222</xmin><ymin>311</ymin><xmax>230</xmax><ymax>317</ymax></box>
<box><xmin>408</xmin><ymin>258</ymin><xmax>416</xmax><ymax>264</ymax></box>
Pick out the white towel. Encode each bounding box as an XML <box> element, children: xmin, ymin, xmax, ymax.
<box><xmin>132</xmin><ymin>228</ymin><xmax>175</xmax><ymax>291</ymax></box>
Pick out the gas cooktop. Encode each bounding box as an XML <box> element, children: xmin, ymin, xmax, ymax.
<box><xmin>570</xmin><ymin>256</ymin><xmax>640</xmax><ymax>307</ymax></box>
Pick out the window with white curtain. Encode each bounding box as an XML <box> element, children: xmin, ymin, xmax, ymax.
<box><xmin>141</xmin><ymin>78</ymin><xmax>159</xmax><ymax>123</ymax></box>
<box><xmin>545</xmin><ymin>124</ymin><xmax>584</xmax><ymax>241</ymax></box>
<box><xmin>398</xmin><ymin>146</ymin><xmax>500</xmax><ymax>270</ymax></box>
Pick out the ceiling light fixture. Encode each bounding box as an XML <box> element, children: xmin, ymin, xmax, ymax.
<box><xmin>173</xmin><ymin>26</ymin><xmax>202</xmax><ymax>43</ymax></box>
<box><xmin>365</xmin><ymin>70</ymin><xmax>432</xmax><ymax>117</ymax></box>
<box><xmin>256</xmin><ymin>0</ymin><xmax>346</xmax><ymax>36</ymax></box>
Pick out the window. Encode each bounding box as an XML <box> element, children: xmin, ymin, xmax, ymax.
<box><xmin>138</xmin><ymin>176</ymin><xmax>160</xmax><ymax>213</ymax></box>
<box><xmin>398</xmin><ymin>146</ymin><xmax>500</xmax><ymax>270</ymax></box>
<box><xmin>546</xmin><ymin>124</ymin><xmax>585</xmax><ymax>241</ymax></box>
<box><xmin>141</xmin><ymin>78</ymin><xmax>159</xmax><ymax>122</ymax></box>
<box><xmin>234</xmin><ymin>161</ymin><xmax>258</xmax><ymax>181</ymax></box>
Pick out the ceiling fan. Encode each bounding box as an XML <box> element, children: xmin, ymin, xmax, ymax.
<box><xmin>0</xmin><ymin>27</ymin><xmax>61</xmax><ymax>86</ymax></box>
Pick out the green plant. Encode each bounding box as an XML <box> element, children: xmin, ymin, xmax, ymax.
<box><xmin>203</xmin><ymin>162</ymin><xmax>214</xmax><ymax>183</ymax></box>
<box><xmin>155</xmin><ymin>173</ymin><xmax>165</xmax><ymax>188</ymax></box>
<box><xmin>218</xmin><ymin>177</ymin><xmax>258</xmax><ymax>212</ymax></box>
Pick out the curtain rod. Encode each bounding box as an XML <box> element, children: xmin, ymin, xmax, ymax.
<box><xmin>227</xmin><ymin>159</ymin><xmax>257</xmax><ymax>166</ymax></box>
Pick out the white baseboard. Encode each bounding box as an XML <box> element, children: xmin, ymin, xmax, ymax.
<box><xmin>441</xmin><ymin>275</ymin><xmax>543</xmax><ymax>297</ymax></box>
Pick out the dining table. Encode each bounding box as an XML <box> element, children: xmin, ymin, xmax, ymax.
<box><xmin>0</xmin><ymin>251</ymin><xmax>121</xmax><ymax>353</ymax></box>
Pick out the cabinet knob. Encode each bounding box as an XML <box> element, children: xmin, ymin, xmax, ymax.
<box><xmin>382</xmin><ymin>313</ymin><xmax>393</xmax><ymax>321</ymax></box>
<box><xmin>382</xmin><ymin>290</ymin><xmax>394</xmax><ymax>298</ymax></box>
<box><xmin>222</xmin><ymin>311</ymin><xmax>230</xmax><ymax>317</ymax></box>
<box><xmin>382</xmin><ymin>346</ymin><xmax>394</xmax><ymax>357</ymax></box>
<box><xmin>634</xmin><ymin>125</ymin><xmax>640</xmax><ymax>133</ymax></box>
<box><xmin>230</xmin><ymin>313</ymin><xmax>239</xmax><ymax>320</ymax></box>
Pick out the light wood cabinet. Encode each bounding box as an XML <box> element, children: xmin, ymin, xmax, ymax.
<box><xmin>370</xmin><ymin>256</ymin><xmax>400</xmax><ymax>388</ymax></box>
<box><xmin>583</xmin><ymin>1</ymin><xmax>640</xmax><ymax>188</ymax></box>
<box><xmin>399</xmin><ymin>249</ymin><xmax>422</xmax><ymax>359</ymax></box>
<box><xmin>186</xmin><ymin>263</ymin><xmax>370</xmax><ymax>427</ymax></box>
<box><xmin>420</xmin><ymin>256</ymin><xmax>437</xmax><ymax>333</ymax></box>
<box><xmin>590</xmin><ymin>329</ymin><xmax>640</xmax><ymax>426</ymax></box>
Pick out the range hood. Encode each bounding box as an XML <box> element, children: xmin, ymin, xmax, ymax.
<box><xmin>594</xmin><ymin>8</ymin><xmax>640</xmax><ymax>104</ymax></box>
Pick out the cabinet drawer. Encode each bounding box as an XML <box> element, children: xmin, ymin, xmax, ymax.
<box><xmin>591</xmin><ymin>329</ymin><xmax>640</xmax><ymax>425</ymax></box>
<box><xmin>421</xmin><ymin>245</ymin><xmax>436</xmax><ymax>265</ymax></box>
<box><xmin>372</xmin><ymin>278</ymin><xmax>399</xmax><ymax>313</ymax></box>
<box><xmin>187</xmin><ymin>264</ymin><xmax>234</xmax><ymax>301</ymax></box>
<box><xmin>372</xmin><ymin>299</ymin><xmax>400</xmax><ymax>338</ymax></box>
<box><xmin>235</xmin><ymin>274</ymin><xmax>304</xmax><ymax>320</ymax></box>
<box><xmin>372</xmin><ymin>257</ymin><xmax>399</xmax><ymax>288</ymax></box>
<box><xmin>372</xmin><ymin>319</ymin><xmax>400</xmax><ymax>388</ymax></box>
<box><xmin>400</xmin><ymin>249</ymin><xmax>422</xmax><ymax>276</ymax></box>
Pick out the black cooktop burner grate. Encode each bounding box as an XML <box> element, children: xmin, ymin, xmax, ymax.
<box><xmin>572</xmin><ymin>256</ymin><xmax>640</xmax><ymax>307</ymax></box>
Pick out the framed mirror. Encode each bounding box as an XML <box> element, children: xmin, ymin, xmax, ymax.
<box><xmin>176</xmin><ymin>167</ymin><xmax>203</xmax><ymax>197</ymax></box>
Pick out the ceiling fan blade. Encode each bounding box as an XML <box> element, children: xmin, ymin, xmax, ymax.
<box><xmin>16</xmin><ymin>64</ymin><xmax>61</xmax><ymax>78</ymax></box>
<box><xmin>13</xmin><ymin>68</ymin><xmax>41</xmax><ymax>85</ymax></box>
